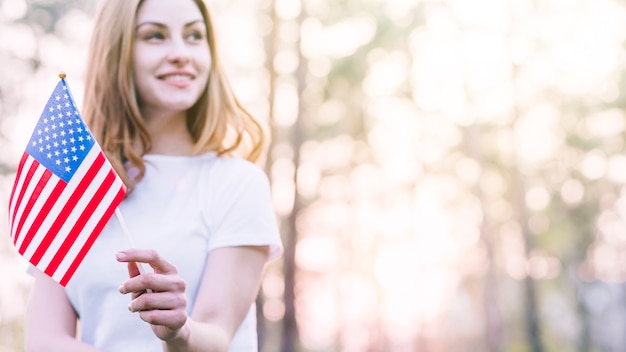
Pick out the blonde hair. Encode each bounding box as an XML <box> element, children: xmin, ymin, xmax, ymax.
<box><xmin>83</xmin><ymin>0</ymin><xmax>266</xmax><ymax>192</ymax></box>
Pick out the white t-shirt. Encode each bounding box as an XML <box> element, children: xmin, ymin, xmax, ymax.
<box><xmin>64</xmin><ymin>153</ymin><xmax>283</xmax><ymax>351</ymax></box>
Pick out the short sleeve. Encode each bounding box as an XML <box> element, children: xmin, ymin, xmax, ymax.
<box><xmin>204</xmin><ymin>158</ymin><xmax>283</xmax><ymax>261</ymax></box>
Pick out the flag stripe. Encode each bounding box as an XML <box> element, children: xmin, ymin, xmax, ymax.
<box><xmin>10</xmin><ymin>158</ymin><xmax>39</xmax><ymax>230</ymax></box>
<box><xmin>11</xmin><ymin>169</ymin><xmax>52</xmax><ymax>246</ymax></box>
<box><xmin>16</xmin><ymin>176</ymin><xmax>66</xmax><ymax>250</ymax></box>
<box><xmin>45</xmin><ymin>169</ymin><xmax>117</xmax><ymax>276</ymax></box>
<box><xmin>58</xmin><ymin>186</ymin><xmax>126</xmax><ymax>286</ymax></box>
<box><xmin>29</xmin><ymin>152</ymin><xmax>105</xmax><ymax>265</ymax></box>
<box><xmin>11</xmin><ymin>165</ymin><xmax>47</xmax><ymax>239</ymax></box>
<box><xmin>8</xmin><ymin>152</ymin><xmax>29</xmax><ymax>225</ymax></box>
<box><xmin>13</xmin><ymin>165</ymin><xmax>62</xmax><ymax>249</ymax></box>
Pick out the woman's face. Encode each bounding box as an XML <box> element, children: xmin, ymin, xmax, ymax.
<box><xmin>132</xmin><ymin>0</ymin><xmax>211</xmax><ymax>116</ymax></box>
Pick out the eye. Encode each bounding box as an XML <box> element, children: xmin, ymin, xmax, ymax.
<box><xmin>145</xmin><ymin>32</ymin><xmax>165</xmax><ymax>41</ymax></box>
<box><xmin>186</xmin><ymin>31</ymin><xmax>204</xmax><ymax>42</ymax></box>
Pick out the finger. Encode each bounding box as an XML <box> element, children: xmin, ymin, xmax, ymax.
<box><xmin>138</xmin><ymin>309</ymin><xmax>188</xmax><ymax>331</ymax></box>
<box><xmin>128</xmin><ymin>291</ymin><xmax>187</xmax><ymax>312</ymax></box>
<box><xmin>127</xmin><ymin>262</ymin><xmax>141</xmax><ymax>278</ymax></box>
<box><xmin>116</xmin><ymin>249</ymin><xmax>178</xmax><ymax>275</ymax></box>
<box><xmin>124</xmin><ymin>262</ymin><xmax>148</xmax><ymax>298</ymax></box>
<box><xmin>119</xmin><ymin>272</ymin><xmax>186</xmax><ymax>295</ymax></box>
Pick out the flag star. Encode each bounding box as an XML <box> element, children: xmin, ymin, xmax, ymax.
<box><xmin>64</xmin><ymin>157</ymin><xmax>69</xmax><ymax>163</ymax></box>
<box><xmin>72</xmin><ymin>155</ymin><xmax>78</xmax><ymax>161</ymax></box>
<box><xmin>77</xmin><ymin>127</ymin><xmax>83</xmax><ymax>133</ymax></box>
<box><xmin>57</xmin><ymin>113</ymin><xmax>63</xmax><ymax>119</ymax></box>
<box><xmin>61</xmin><ymin>139</ymin><xmax>67</xmax><ymax>145</ymax></box>
<box><xmin>50</xmin><ymin>115</ymin><xmax>56</xmax><ymax>121</ymax></box>
<box><xmin>66</xmin><ymin>111</ymin><xmax>71</xmax><ymax>117</ymax></box>
<box><xmin>52</xmin><ymin>133</ymin><xmax>58</xmax><ymax>138</ymax></box>
<box><xmin>65</xmin><ymin>166</ymin><xmax>71</xmax><ymax>172</ymax></box>
<box><xmin>49</xmin><ymin>107</ymin><xmax>54</xmax><ymax>112</ymax></box>
<box><xmin>79</xmin><ymin>145</ymin><xmax>85</xmax><ymax>151</ymax></box>
<box><xmin>68</xmin><ymin>129</ymin><xmax>74</xmax><ymax>134</ymax></box>
<box><xmin>71</xmin><ymin>147</ymin><xmax>77</xmax><ymax>152</ymax></box>
<box><xmin>63</xmin><ymin>148</ymin><xmax>68</xmax><ymax>154</ymax></box>
<box><xmin>77</xmin><ymin>137</ymin><xmax>83</xmax><ymax>142</ymax></box>
<box><xmin>47</xmin><ymin>153</ymin><xmax>52</xmax><ymax>158</ymax></box>
<box><xmin>38</xmin><ymin>138</ymin><xmax>43</xmax><ymax>143</ymax></box>
<box><xmin>54</xmin><ymin>150</ymin><xmax>60</xmax><ymax>156</ymax></box>
<box><xmin>37</xmin><ymin>129</ymin><xmax>42</xmax><ymax>135</ymax></box>
<box><xmin>86</xmin><ymin>136</ymin><xmax>92</xmax><ymax>141</ymax></box>
<box><xmin>39</xmin><ymin>147</ymin><xmax>44</xmax><ymax>152</ymax></box>
<box><xmin>46</xmin><ymin>144</ymin><xmax>51</xmax><ymax>150</ymax></box>
<box><xmin>65</xmin><ymin>102</ymin><xmax>70</xmax><ymax>108</ymax></box>
<box><xmin>56</xmin><ymin>104</ymin><xmax>61</xmax><ymax>109</ymax></box>
<box><xmin>56</xmin><ymin>159</ymin><xmax>61</xmax><ymax>165</ymax></box>
<box><xmin>45</xmin><ymin>136</ymin><xmax>50</xmax><ymax>141</ymax></box>
<box><xmin>53</xmin><ymin>142</ymin><xmax>59</xmax><ymax>148</ymax></box>
<box><xmin>70</xmin><ymin>137</ymin><xmax>76</xmax><ymax>143</ymax></box>
<box><xmin>59</xmin><ymin>122</ymin><xmax>65</xmax><ymax>128</ymax></box>
<box><xmin>55</xmin><ymin>95</ymin><xmax>61</xmax><ymax>101</ymax></box>
<box><xmin>31</xmin><ymin>141</ymin><xmax>37</xmax><ymax>146</ymax></box>
<box><xmin>60</xmin><ymin>131</ymin><xmax>66</xmax><ymax>137</ymax></box>
<box><xmin>44</xmin><ymin>127</ymin><xmax>49</xmax><ymax>132</ymax></box>
<box><xmin>67</xmin><ymin>120</ymin><xmax>73</xmax><ymax>126</ymax></box>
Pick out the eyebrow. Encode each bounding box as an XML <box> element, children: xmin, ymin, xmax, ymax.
<box><xmin>136</xmin><ymin>19</ymin><xmax>204</xmax><ymax>30</ymax></box>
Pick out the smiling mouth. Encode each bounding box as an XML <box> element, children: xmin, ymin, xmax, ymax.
<box><xmin>159</xmin><ymin>74</ymin><xmax>194</xmax><ymax>81</ymax></box>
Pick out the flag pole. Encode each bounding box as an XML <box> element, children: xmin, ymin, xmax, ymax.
<box><xmin>115</xmin><ymin>207</ymin><xmax>149</xmax><ymax>276</ymax></box>
<box><xmin>115</xmin><ymin>207</ymin><xmax>136</xmax><ymax>247</ymax></box>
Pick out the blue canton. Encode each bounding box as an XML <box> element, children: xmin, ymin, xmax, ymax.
<box><xmin>25</xmin><ymin>80</ymin><xmax>95</xmax><ymax>183</ymax></box>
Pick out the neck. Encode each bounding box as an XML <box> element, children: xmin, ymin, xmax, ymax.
<box><xmin>143</xmin><ymin>109</ymin><xmax>194</xmax><ymax>155</ymax></box>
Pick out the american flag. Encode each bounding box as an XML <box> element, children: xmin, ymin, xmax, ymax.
<box><xmin>8</xmin><ymin>77</ymin><xmax>126</xmax><ymax>286</ymax></box>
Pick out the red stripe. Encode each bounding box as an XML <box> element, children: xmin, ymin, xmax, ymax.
<box><xmin>10</xmin><ymin>158</ymin><xmax>39</xmax><ymax>231</ymax></box>
<box><xmin>8</xmin><ymin>153</ymin><xmax>29</xmax><ymax>222</ymax></box>
<box><xmin>45</xmin><ymin>169</ymin><xmax>116</xmax><ymax>277</ymax></box>
<box><xmin>12</xmin><ymin>170</ymin><xmax>52</xmax><ymax>246</ymax></box>
<box><xmin>29</xmin><ymin>154</ymin><xmax>106</xmax><ymax>265</ymax></box>
<box><xmin>60</xmin><ymin>186</ymin><xmax>126</xmax><ymax>286</ymax></box>
<box><xmin>17</xmin><ymin>180</ymin><xmax>66</xmax><ymax>248</ymax></box>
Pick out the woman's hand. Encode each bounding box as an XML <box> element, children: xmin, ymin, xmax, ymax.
<box><xmin>116</xmin><ymin>249</ymin><xmax>190</xmax><ymax>342</ymax></box>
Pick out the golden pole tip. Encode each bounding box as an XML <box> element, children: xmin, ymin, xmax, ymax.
<box><xmin>59</xmin><ymin>72</ymin><xmax>66</xmax><ymax>79</ymax></box>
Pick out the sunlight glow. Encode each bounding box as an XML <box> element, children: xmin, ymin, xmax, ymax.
<box><xmin>514</xmin><ymin>103</ymin><xmax>562</xmax><ymax>163</ymax></box>
<box><xmin>323</xmin><ymin>15</ymin><xmax>376</xmax><ymax>58</ymax></box>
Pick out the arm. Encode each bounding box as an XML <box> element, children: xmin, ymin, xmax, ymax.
<box><xmin>117</xmin><ymin>245</ymin><xmax>270</xmax><ymax>352</ymax></box>
<box><xmin>25</xmin><ymin>269</ymin><xmax>102</xmax><ymax>352</ymax></box>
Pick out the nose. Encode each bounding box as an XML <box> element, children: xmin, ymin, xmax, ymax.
<box><xmin>166</xmin><ymin>38</ymin><xmax>190</xmax><ymax>65</ymax></box>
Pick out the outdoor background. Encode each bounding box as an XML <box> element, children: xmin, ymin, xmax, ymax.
<box><xmin>2</xmin><ymin>0</ymin><xmax>626</xmax><ymax>351</ymax></box>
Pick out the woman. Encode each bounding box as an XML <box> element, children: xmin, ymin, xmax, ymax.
<box><xmin>24</xmin><ymin>0</ymin><xmax>282</xmax><ymax>351</ymax></box>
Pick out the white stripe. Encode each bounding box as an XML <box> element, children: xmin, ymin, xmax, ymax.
<box><xmin>13</xmin><ymin>168</ymin><xmax>61</xmax><ymax>250</ymax></box>
<box><xmin>36</xmin><ymin>156</ymin><xmax>110</xmax><ymax>270</ymax></box>
<box><xmin>8</xmin><ymin>156</ymin><xmax>36</xmax><ymax>231</ymax></box>
<box><xmin>51</xmin><ymin>177</ymin><xmax>124</xmax><ymax>282</ymax></box>
<box><xmin>21</xmin><ymin>147</ymin><xmax>101</xmax><ymax>260</ymax></box>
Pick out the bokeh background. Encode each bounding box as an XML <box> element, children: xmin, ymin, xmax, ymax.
<box><xmin>2</xmin><ymin>0</ymin><xmax>626</xmax><ymax>351</ymax></box>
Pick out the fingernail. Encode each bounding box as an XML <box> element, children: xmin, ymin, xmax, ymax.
<box><xmin>118</xmin><ymin>283</ymin><xmax>125</xmax><ymax>294</ymax></box>
<box><xmin>128</xmin><ymin>302</ymin><xmax>133</xmax><ymax>312</ymax></box>
<box><xmin>116</xmin><ymin>252</ymin><xmax>127</xmax><ymax>261</ymax></box>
